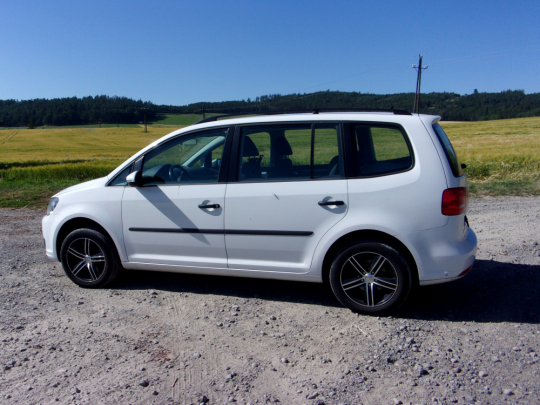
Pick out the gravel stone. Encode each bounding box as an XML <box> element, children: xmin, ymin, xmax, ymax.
<box><xmin>307</xmin><ymin>391</ymin><xmax>319</xmax><ymax>399</ymax></box>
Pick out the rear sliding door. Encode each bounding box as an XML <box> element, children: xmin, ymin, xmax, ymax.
<box><xmin>224</xmin><ymin>123</ymin><xmax>348</xmax><ymax>273</ymax></box>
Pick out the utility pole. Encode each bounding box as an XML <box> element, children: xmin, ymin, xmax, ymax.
<box><xmin>412</xmin><ymin>54</ymin><xmax>428</xmax><ymax>114</ymax></box>
<box><xmin>202</xmin><ymin>104</ymin><xmax>206</xmax><ymax>120</ymax></box>
<box><xmin>141</xmin><ymin>107</ymin><xmax>149</xmax><ymax>133</ymax></box>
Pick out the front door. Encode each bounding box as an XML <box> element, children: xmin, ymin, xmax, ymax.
<box><xmin>224</xmin><ymin>123</ymin><xmax>348</xmax><ymax>273</ymax></box>
<box><xmin>122</xmin><ymin>128</ymin><xmax>229</xmax><ymax>268</ymax></box>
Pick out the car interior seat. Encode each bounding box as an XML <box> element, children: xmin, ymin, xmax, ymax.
<box><xmin>272</xmin><ymin>136</ymin><xmax>294</xmax><ymax>178</ymax></box>
<box><xmin>327</xmin><ymin>155</ymin><xmax>341</xmax><ymax>177</ymax></box>
<box><xmin>241</xmin><ymin>136</ymin><xmax>262</xmax><ymax>179</ymax></box>
<box><xmin>355</xmin><ymin>126</ymin><xmax>377</xmax><ymax>175</ymax></box>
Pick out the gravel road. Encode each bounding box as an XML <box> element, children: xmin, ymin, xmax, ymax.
<box><xmin>1</xmin><ymin>197</ymin><xmax>539</xmax><ymax>405</ymax></box>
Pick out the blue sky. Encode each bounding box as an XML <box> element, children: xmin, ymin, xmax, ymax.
<box><xmin>1</xmin><ymin>0</ymin><xmax>539</xmax><ymax>105</ymax></box>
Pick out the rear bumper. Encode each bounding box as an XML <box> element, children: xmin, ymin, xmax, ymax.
<box><xmin>405</xmin><ymin>225</ymin><xmax>477</xmax><ymax>285</ymax></box>
<box><xmin>419</xmin><ymin>266</ymin><xmax>473</xmax><ymax>286</ymax></box>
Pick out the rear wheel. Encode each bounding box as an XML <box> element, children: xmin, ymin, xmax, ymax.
<box><xmin>329</xmin><ymin>240</ymin><xmax>412</xmax><ymax>315</ymax></box>
<box><xmin>60</xmin><ymin>227</ymin><xmax>122</xmax><ymax>288</ymax></box>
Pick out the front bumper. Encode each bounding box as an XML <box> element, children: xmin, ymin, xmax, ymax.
<box><xmin>42</xmin><ymin>214</ymin><xmax>61</xmax><ymax>261</ymax></box>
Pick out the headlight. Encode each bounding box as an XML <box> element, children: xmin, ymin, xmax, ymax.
<box><xmin>47</xmin><ymin>197</ymin><xmax>59</xmax><ymax>215</ymax></box>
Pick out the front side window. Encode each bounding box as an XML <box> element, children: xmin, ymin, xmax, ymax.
<box><xmin>141</xmin><ymin>128</ymin><xmax>227</xmax><ymax>185</ymax></box>
<box><xmin>353</xmin><ymin>124</ymin><xmax>413</xmax><ymax>176</ymax></box>
<box><xmin>238</xmin><ymin>124</ymin><xmax>343</xmax><ymax>182</ymax></box>
<box><xmin>109</xmin><ymin>166</ymin><xmax>132</xmax><ymax>186</ymax></box>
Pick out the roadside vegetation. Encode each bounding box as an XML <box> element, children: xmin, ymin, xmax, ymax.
<box><xmin>0</xmin><ymin>117</ymin><xmax>539</xmax><ymax>208</ymax></box>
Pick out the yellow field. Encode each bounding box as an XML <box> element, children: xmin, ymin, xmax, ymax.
<box><xmin>0</xmin><ymin>126</ymin><xmax>178</xmax><ymax>163</ymax></box>
<box><xmin>440</xmin><ymin>117</ymin><xmax>540</xmax><ymax>182</ymax></box>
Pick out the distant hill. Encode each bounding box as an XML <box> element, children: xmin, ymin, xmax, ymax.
<box><xmin>1</xmin><ymin>90</ymin><xmax>539</xmax><ymax>128</ymax></box>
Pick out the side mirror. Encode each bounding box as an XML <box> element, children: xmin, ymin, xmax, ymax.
<box><xmin>126</xmin><ymin>171</ymin><xmax>142</xmax><ymax>187</ymax></box>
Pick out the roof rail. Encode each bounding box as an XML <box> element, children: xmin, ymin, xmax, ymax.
<box><xmin>194</xmin><ymin>108</ymin><xmax>412</xmax><ymax>124</ymax></box>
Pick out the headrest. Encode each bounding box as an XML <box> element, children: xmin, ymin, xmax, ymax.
<box><xmin>275</xmin><ymin>136</ymin><xmax>293</xmax><ymax>156</ymax></box>
<box><xmin>242</xmin><ymin>136</ymin><xmax>259</xmax><ymax>157</ymax></box>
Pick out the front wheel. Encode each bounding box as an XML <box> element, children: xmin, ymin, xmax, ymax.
<box><xmin>329</xmin><ymin>240</ymin><xmax>412</xmax><ymax>315</ymax></box>
<box><xmin>60</xmin><ymin>227</ymin><xmax>122</xmax><ymax>288</ymax></box>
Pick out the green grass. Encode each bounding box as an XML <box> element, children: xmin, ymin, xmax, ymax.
<box><xmin>150</xmin><ymin>113</ymin><xmax>219</xmax><ymax>126</ymax></box>
<box><xmin>0</xmin><ymin>161</ymin><xmax>120</xmax><ymax>208</ymax></box>
<box><xmin>0</xmin><ymin>179</ymin><xmax>81</xmax><ymax>208</ymax></box>
<box><xmin>0</xmin><ymin>161</ymin><xmax>118</xmax><ymax>181</ymax></box>
<box><xmin>1</xmin><ymin>124</ymin><xmax>142</xmax><ymax>130</ymax></box>
<box><xmin>468</xmin><ymin>178</ymin><xmax>540</xmax><ymax>196</ymax></box>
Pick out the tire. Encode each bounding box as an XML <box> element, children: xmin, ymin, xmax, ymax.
<box><xmin>60</xmin><ymin>227</ymin><xmax>122</xmax><ymax>288</ymax></box>
<box><xmin>329</xmin><ymin>240</ymin><xmax>412</xmax><ymax>315</ymax></box>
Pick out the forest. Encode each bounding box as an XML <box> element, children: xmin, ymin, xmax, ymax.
<box><xmin>1</xmin><ymin>90</ymin><xmax>539</xmax><ymax>127</ymax></box>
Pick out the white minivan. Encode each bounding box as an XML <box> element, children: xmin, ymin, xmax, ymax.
<box><xmin>42</xmin><ymin>110</ymin><xmax>477</xmax><ymax>315</ymax></box>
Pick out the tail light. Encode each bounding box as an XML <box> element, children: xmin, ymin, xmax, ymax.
<box><xmin>442</xmin><ymin>187</ymin><xmax>468</xmax><ymax>216</ymax></box>
<box><xmin>458</xmin><ymin>265</ymin><xmax>473</xmax><ymax>277</ymax></box>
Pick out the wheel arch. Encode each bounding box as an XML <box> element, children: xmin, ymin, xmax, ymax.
<box><xmin>56</xmin><ymin>217</ymin><xmax>120</xmax><ymax>261</ymax></box>
<box><xmin>321</xmin><ymin>229</ymin><xmax>419</xmax><ymax>287</ymax></box>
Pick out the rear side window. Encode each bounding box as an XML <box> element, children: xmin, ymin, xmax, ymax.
<box><xmin>353</xmin><ymin>124</ymin><xmax>413</xmax><ymax>176</ymax></box>
<box><xmin>238</xmin><ymin>123</ymin><xmax>343</xmax><ymax>182</ymax></box>
<box><xmin>432</xmin><ymin>123</ymin><xmax>464</xmax><ymax>177</ymax></box>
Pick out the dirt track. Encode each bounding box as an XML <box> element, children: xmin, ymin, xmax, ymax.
<box><xmin>1</xmin><ymin>197</ymin><xmax>539</xmax><ymax>404</ymax></box>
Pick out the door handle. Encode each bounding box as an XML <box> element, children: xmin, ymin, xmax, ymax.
<box><xmin>198</xmin><ymin>203</ymin><xmax>221</xmax><ymax>209</ymax></box>
<box><xmin>318</xmin><ymin>200</ymin><xmax>344</xmax><ymax>206</ymax></box>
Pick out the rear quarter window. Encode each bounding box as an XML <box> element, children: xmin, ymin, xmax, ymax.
<box><xmin>432</xmin><ymin>123</ymin><xmax>464</xmax><ymax>177</ymax></box>
<box><xmin>352</xmin><ymin>124</ymin><xmax>413</xmax><ymax>177</ymax></box>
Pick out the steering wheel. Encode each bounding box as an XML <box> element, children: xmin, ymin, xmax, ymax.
<box><xmin>169</xmin><ymin>165</ymin><xmax>190</xmax><ymax>182</ymax></box>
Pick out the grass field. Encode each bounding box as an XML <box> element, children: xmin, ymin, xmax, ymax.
<box><xmin>441</xmin><ymin>117</ymin><xmax>540</xmax><ymax>195</ymax></box>
<box><xmin>0</xmin><ymin>127</ymin><xmax>173</xmax><ymax>163</ymax></box>
<box><xmin>0</xmin><ymin>117</ymin><xmax>539</xmax><ymax>208</ymax></box>
<box><xmin>150</xmin><ymin>113</ymin><xmax>220</xmax><ymax>126</ymax></box>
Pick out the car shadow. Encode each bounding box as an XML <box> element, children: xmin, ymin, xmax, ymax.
<box><xmin>396</xmin><ymin>259</ymin><xmax>540</xmax><ymax>324</ymax></box>
<box><xmin>114</xmin><ymin>259</ymin><xmax>540</xmax><ymax>324</ymax></box>
<box><xmin>115</xmin><ymin>270</ymin><xmax>341</xmax><ymax>308</ymax></box>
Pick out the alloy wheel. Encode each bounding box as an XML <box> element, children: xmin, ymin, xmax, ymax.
<box><xmin>340</xmin><ymin>251</ymin><xmax>398</xmax><ymax>307</ymax></box>
<box><xmin>65</xmin><ymin>238</ymin><xmax>106</xmax><ymax>282</ymax></box>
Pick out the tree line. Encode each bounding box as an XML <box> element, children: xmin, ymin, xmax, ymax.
<box><xmin>1</xmin><ymin>90</ymin><xmax>539</xmax><ymax>127</ymax></box>
<box><xmin>0</xmin><ymin>96</ymin><xmax>156</xmax><ymax>128</ymax></box>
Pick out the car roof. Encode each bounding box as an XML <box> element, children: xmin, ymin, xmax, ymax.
<box><xmin>179</xmin><ymin>111</ymin><xmax>437</xmax><ymax>133</ymax></box>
